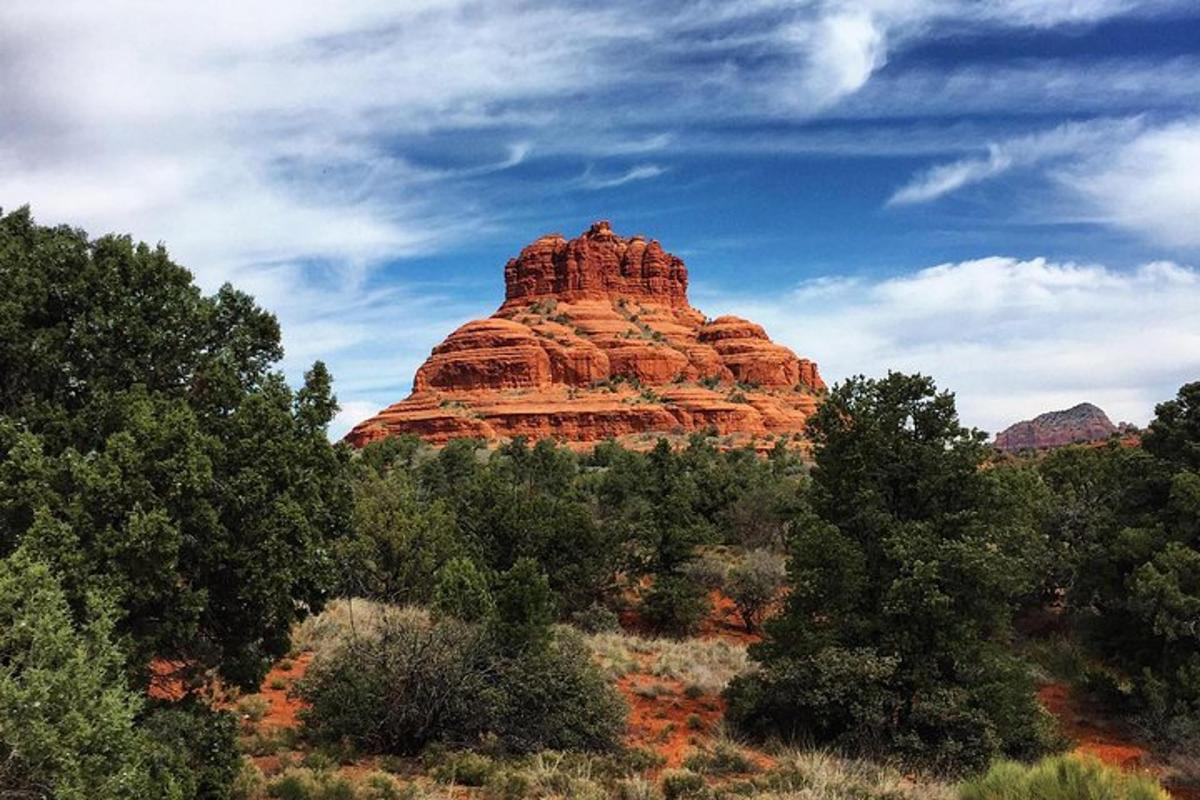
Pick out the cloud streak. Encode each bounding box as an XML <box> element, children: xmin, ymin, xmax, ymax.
<box><xmin>2</xmin><ymin>0</ymin><xmax>1195</xmax><ymax>437</ymax></box>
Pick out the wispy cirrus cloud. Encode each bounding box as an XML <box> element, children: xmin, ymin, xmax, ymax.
<box><xmin>888</xmin><ymin>117</ymin><xmax>1144</xmax><ymax>205</ymax></box>
<box><xmin>886</xmin><ymin>116</ymin><xmax>1200</xmax><ymax>250</ymax></box>
<box><xmin>581</xmin><ymin>164</ymin><xmax>669</xmax><ymax>190</ymax></box>
<box><xmin>2</xmin><ymin>0</ymin><xmax>1195</xmax><ymax>437</ymax></box>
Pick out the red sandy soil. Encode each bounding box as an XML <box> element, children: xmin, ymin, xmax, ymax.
<box><xmin>1038</xmin><ymin>682</ymin><xmax>1149</xmax><ymax>768</ymax></box>
<box><xmin>253</xmin><ymin>651</ymin><xmax>313</xmax><ymax>730</ymax></box>
<box><xmin>615</xmin><ymin>590</ymin><xmax>774</xmax><ymax>774</ymax></box>
<box><xmin>1039</xmin><ymin>682</ymin><xmax>1199</xmax><ymax>799</ymax></box>
<box><xmin>699</xmin><ymin>590</ymin><xmax>766</xmax><ymax>645</ymax></box>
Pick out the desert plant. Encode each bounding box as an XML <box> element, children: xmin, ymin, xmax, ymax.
<box><xmin>298</xmin><ymin>606</ymin><xmax>625</xmax><ymax>756</ymax></box>
<box><xmin>725</xmin><ymin>549</ymin><xmax>787</xmax><ymax>632</ymax></box>
<box><xmin>641</xmin><ymin>575</ymin><xmax>710</xmax><ymax>638</ymax></box>
<box><xmin>660</xmin><ymin>768</ymin><xmax>706</xmax><ymax>799</ymax></box>
<box><xmin>959</xmin><ymin>754</ymin><xmax>1169</xmax><ymax>800</ymax></box>
<box><xmin>432</xmin><ymin>557</ymin><xmax>495</xmax><ymax>623</ymax></box>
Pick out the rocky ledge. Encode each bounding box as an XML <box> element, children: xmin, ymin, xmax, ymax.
<box><xmin>346</xmin><ymin>221</ymin><xmax>825</xmax><ymax>450</ymax></box>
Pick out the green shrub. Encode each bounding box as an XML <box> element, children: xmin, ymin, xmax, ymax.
<box><xmin>641</xmin><ymin>575</ymin><xmax>709</xmax><ymax>638</ymax></box>
<box><xmin>231</xmin><ymin>757</ymin><xmax>268</xmax><ymax>800</ymax></box>
<box><xmin>237</xmin><ymin>694</ymin><xmax>272</xmax><ymax>722</ymax></box>
<box><xmin>142</xmin><ymin>703</ymin><xmax>242</xmax><ymax>800</ymax></box>
<box><xmin>356</xmin><ymin>772</ymin><xmax>404</xmax><ymax>800</ymax></box>
<box><xmin>682</xmin><ymin>740</ymin><xmax>757</xmax><ymax>775</ymax></box>
<box><xmin>660</xmin><ymin>768</ymin><xmax>707</xmax><ymax>799</ymax></box>
<box><xmin>431</xmin><ymin>751</ymin><xmax>496</xmax><ymax>786</ymax></box>
<box><xmin>0</xmin><ymin>550</ymin><xmax>175</xmax><ymax>800</ymax></box>
<box><xmin>724</xmin><ymin>549</ymin><xmax>786</xmax><ymax>632</ymax></box>
<box><xmin>570</xmin><ymin>603</ymin><xmax>622</xmax><ymax>633</ymax></box>
<box><xmin>266</xmin><ymin>768</ymin><xmax>357</xmax><ymax>800</ymax></box>
<box><xmin>432</xmin><ymin>557</ymin><xmax>495</xmax><ymax>623</ymax></box>
<box><xmin>679</xmin><ymin>551</ymin><xmax>729</xmax><ymax>590</ymax></box>
<box><xmin>298</xmin><ymin>609</ymin><xmax>626</xmax><ymax>756</ymax></box>
<box><xmin>298</xmin><ymin>615</ymin><xmax>483</xmax><ymax>754</ymax></box>
<box><xmin>958</xmin><ymin>755</ymin><xmax>1169</xmax><ymax>800</ymax></box>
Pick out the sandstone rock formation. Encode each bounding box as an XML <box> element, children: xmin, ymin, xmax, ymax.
<box><xmin>994</xmin><ymin>402</ymin><xmax>1121</xmax><ymax>452</ymax></box>
<box><xmin>347</xmin><ymin>221</ymin><xmax>826</xmax><ymax>450</ymax></box>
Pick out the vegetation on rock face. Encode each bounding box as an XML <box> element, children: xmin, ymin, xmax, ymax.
<box><xmin>726</xmin><ymin>373</ymin><xmax>1056</xmax><ymax>772</ymax></box>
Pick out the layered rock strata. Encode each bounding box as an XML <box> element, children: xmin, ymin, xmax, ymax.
<box><xmin>347</xmin><ymin>221</ymin><xmax>825</xmax><ymax>449</ymax></box>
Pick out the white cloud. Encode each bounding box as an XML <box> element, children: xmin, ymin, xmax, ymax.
<box><xmin>2</xmin><ymin>0</ymin><xmax>1192</xmax><ymax>440</ymax></box>
<box><xmin>581</xmin><ymin>164</ymin><xmax>668</xmax><ymax>189</ymax></box>
<box><xmin>888</xmin><ymin>119</ymin><xmax>1149</xmax><ymax>204</ymax></box>
<box><xmin>886</xmin><ymin>116</ymin><xmax>1200</xmax><ymax>251</ymax></box>
<box><xmin>1061</xmin><ymin>120</ymin><xmax>1200</xmax><ymax>248</ymax></box>
<box><xmin>696</xmin><ymin>256</ymin><xmax>1200</xmax><ymax>434</ymax></box>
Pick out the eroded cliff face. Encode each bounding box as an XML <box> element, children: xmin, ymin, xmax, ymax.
<box><xmin>347</xmin><ymin>221</ymin><xmax>825</xmax><ymax>450</ymax></box>
<box><xmin>994</xmin><ymin>402</ymin><xmax>1122</xmax><ymax>452</ymax></box>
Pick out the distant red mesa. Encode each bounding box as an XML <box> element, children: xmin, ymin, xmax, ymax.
<box><xmin>346</xmin><ymin>221</ymin><xmax>825</xmax><ymax>450</ymax></box>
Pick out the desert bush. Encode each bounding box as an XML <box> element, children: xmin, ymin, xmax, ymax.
<box><xmin>231</xmin><ymin>757</ymin><xmax>268</xmax><ymax>800</ymax></box>
<box><xmin>680</xmin><ymin>550</ymin><xmax>730</xmax><ymax>590</ymax></box>
<box><xmin>238</xmin><ymin>693</ymin><xmax>272</xmax><ymax>722</ymax></box>
<box><xmin>571</xmin><ymin>602</ymin><xmax>622</xmax><ymax>633</ymax></box>
<box><xmin>142</xmin><ymin>702</ymin><xmax>242</xmax><ymax>800</ymax></box>
<box><xmin>641</xmin><ymin>574</ymin><xmax>710</xmax><ymax>638</ymax></box>
<box><xmin>725</xmin><ymin>549</ymin><xmax>786</xmax><ymax>631</ymax></box>
<box><xmin>660</xmin><ymin>768</ymin><xmax>706</xmax><ymax>799</ymax></box>
<box><xmin>432</xmin><ymin>557</ymin><xmax>495</xmax><ymax>623</ymax></box>
<box><xmin>431</xmin><ymin>751</ymin><xmax>496</xmax><ymax>786</ymax></box>
<box><xmin>299</xmin><ymin>602</ymin><xmax>625</xmax><ymax>756</ymax></box>
<box><xmin>291</xmin><ymin>598</ymin><xmax>428</xmax><ymax>655</ymax></box>
<box><xmin>682</xmin><ymin>737</ymin><xmax>758</xmax><ymax>775</ymax></box>
<box><xmin>958</xmin><ymin>754</ymin><xmax>1169</xmax><ymax>800</ymax></box>
<box><xmin>298</xmin><ymin>613</ymin><xmax>482</xmax><ymax>754</ymax></box>
<box><xmin>266</xmin><ymin>767</ymin><xmax>357</xmax><ymax>800</ymax></box>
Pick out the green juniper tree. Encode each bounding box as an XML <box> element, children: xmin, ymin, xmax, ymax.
<box><xmin>0</xmin><ymin>206</ymin><xmax>352</xmax><ymax>689</ymax></box>
<box><xmin>726</xmin><ymin>372</ymin><xmax>1053</xmax><ymax>772</ymax></box>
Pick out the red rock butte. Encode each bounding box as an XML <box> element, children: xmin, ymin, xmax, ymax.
<box><xmin>346</xmin><ymin>221</ymin><xmax>826</xmax><ymax>450</ymax></box>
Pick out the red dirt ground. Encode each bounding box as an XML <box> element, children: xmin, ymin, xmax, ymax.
<box><xmin>615</xmin><ymin>591</ymin><xmax>773</xmax><ymax>774</ymax></box>
<box><xmin>253</xmin><ymin>651</ymin><xmax>313</xmax><ymax>729</ymax></box>
<box><xmin>1039</xmin><ymin>682</ymin><xmax>1199</xmax><ymax>799</ymax></box>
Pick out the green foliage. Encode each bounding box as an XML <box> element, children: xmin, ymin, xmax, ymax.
<box><xmin>492</xmin><ymin>557</ymin><xmax>557</xmax><ymax>653</ymax></box>
<box><xmin>298</xmin><ymin>607</ymin><xmax>626</xmax><ymax>756</ymax></box>
<box><xmin>0</xmin><ymin>550</ymin><xmax>173</xmax><ymax>799</ymax></box>
<box><xmin>337</xmin><ymin>463</ymin><xmax>462</xmax><ymax>602</ymax></box>
<box><xmin>142</xmin><ymin>703</ymin><xmax>242</xmax><ymax>800</ymax></box>
<box><xmin>0</xmin><ymin>208</ymin><xmax>352</xmax><ymax>688</ymax></box>
<box><xmin>728</xmin><ymin>373</ymin><xmax>1054</xmax><ymax>772</ymax></box>
<box><xmin>431</xmin><ymin>751</ymin><xmax>496</xmax><ymax>785</ymax></box>
<box><xmin>725</xmin><ymin>549</ymin><xmax>787</xmax><ymax>632</ymax></box>
<box><xmin>433</xmin><ymin>557</ymin><xmax>495</xmax><ymax>623</ymax></box>
<box><xmin>1040</xmin><ymin>382</ymin><xmax>1200</xmax><ymax>736</ymax></box>
<box><xmin>659</xmin><ymin>769</ymin><xmax>706</xmax><ymax>800</ymax></box>
<box><xmin>958</xmin><ymin>755</ymin><xmax>1169</xmax><ymax>800</ymax></box>
<box><xmin>641</xmin><ymin>574</ymin><xmax>710</xmax><ymax>638</ymax></box>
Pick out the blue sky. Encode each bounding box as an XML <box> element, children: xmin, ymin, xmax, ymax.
<box><xmin>2</xmin><ymin>1</ymin><xmax>1198</xmax><ymax>437</ymax></box>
